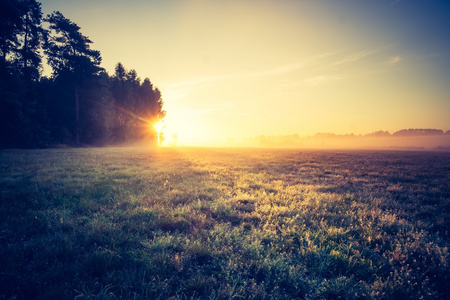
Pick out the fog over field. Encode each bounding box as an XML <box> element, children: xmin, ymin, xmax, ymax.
<box><xmin>241</xmin><ymin>131</ymin><xmax>450</xmax><ymax>150</ymax></box>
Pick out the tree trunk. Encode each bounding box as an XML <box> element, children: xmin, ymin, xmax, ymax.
<box><xmin>75</xmin><ymin>85</ymin><xmax>80</xmax><ymax>144</ymax></box>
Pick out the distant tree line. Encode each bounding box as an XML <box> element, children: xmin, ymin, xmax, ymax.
<box><xmin>391</xmin><ymin>129</ymin><xmax>448</xmax><ymax>137</ymax></box>
<box><xmin>307</xmin><ymin>129</ymin><xmax>449</xmax><ymax>139</ymax></box>
<box><xmin>0</xmin><ymin>0</ymin><xmax>165</xmax><ymax>148</ymax></box>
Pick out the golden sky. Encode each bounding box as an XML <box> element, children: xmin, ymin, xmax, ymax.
<box><xmin>41</xmin><ymin>0</ymin><xmax>450</xmax><ymax>146</ymax></box>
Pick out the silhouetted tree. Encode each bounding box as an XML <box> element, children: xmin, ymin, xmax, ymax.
<box><xmin>114</xmin><ymin>62</ymin><xmax>126</xmax><ymax>81</ymax></box>
<box><xmin>393</xmin><ymin>129</ymin><xmax>444</xmax><ymax>136</ymax></box>
<box><xmin>365</xmin><ymin>130</ymin><xmax>391</xmax><ymax>137</ymax></box>
<box><xmin>80</xmin><ymin>71</ymin><xmax>115</xmax><ymax>145</ymax></box>
<box><xmin>110</xmin><ymin>63</ymin><xmax>165</xmax><ymax>144</ymax></box>
<box><xmin>0</xmin><ymin>0</ymin><xmax>22</xmax><ymax>61</ymax></box>
<box><xmin>17</xmin><ymin>0</ymin><xmax>46</xmax><ymax>82</ymax></box>
<box><xmin>44</xmin><ymin>11</ymin><xmax>102</xmax><ymax>144</ymax></box>
<box><xmin>0</xmin><ymin>60</ymin><xmax>25</xmax><ymax>147</ymax></box>
<box><xmin>0</xmin><ymin>0</ymin><xmax>46</xmax><ymax>81</ymax></box>
<box><xmin>0</xmin><ymin>0</ymin><xmax>48</xmax><ymax>147</ymax></box>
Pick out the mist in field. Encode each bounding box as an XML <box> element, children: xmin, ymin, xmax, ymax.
<box><xmin>234</xmin><ymin>130</ymin><xmax>450</xmax><ymax>150</ymax></box>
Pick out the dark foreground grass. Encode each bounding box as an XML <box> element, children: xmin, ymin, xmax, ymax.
<box><xmin>0</xmin><ymin>147</ymin><xmax>449</xmax><ymax>299</ymax></box>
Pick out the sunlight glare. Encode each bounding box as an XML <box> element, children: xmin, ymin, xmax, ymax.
<box><xmin>153</xmin><ymin>120</ymin><xmax>164</xmax><ymax>134</ymax></box>
<box><xmin>161</xmin><ymin>108</ymin><xmax>218</xmax><ymax>147</ymax></box>
<box><xmin>153</xmin><ymin>120</ymin><xmax>165</xmax><ymax>146</ymax></box>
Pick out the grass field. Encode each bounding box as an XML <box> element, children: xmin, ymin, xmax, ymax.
<box><xmin>0</xmin><ymin>147</ymin><xmax>449</xmax><ymax>299</ymax></box>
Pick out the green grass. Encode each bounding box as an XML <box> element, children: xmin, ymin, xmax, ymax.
<box><xmin>0</xmin><ymin>147</ymin><xmax>449</xmax><ymax>299</ymax></box>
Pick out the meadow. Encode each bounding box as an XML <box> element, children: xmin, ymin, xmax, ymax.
<box><xmin>0</xmin><ymin>147</ymin><xmax>449</xmax><ymax>299</ymax></box>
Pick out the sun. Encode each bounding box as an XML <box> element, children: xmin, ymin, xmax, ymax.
<box><xmin>152</xmin><ymin>120</ymin><xmax>165</xmax><ymax>146</ymax></box>
<box><xmin>153</xmin><ymin>120</ymin><xmax>164</xmax><ymax>134</ymax></box>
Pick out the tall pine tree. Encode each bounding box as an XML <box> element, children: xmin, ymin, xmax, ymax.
<box><xmin>0</xmin><ymin>0</ymin><xmax>47</xmax><ymax>147</ymax></box>
<box><xmin>44</xmin><ymin>11</ymin><xmax>102</xmax><ymax>144</ymax></box>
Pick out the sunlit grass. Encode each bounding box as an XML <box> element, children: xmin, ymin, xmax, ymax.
<box><xmin>0</xmin><ymin>147</ymin><xmax>448</xmax><ymax>299</ymax></box>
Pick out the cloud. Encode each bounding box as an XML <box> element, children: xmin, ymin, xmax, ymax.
<box><xmin>387</xmin><ymin>55</ymin><xmax>402</xmax><ymax>65</ymax></box>
<box><xmin>163</xmin><ymin>52</ymin><xmax>336</xmax><ymax>89</ymax></box>
<box><xmin>331</xmin><ymin>49</ymin><xmax>380</xmax><ymax>66</ymax></box>
<box><xmin>255</xmin><ymin>52</ymin><xmax>336</xmax><ymax>77</ymax></box>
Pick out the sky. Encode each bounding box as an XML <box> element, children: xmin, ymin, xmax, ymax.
<box><xmin>40</xmin><ymin>0</ymin><xmax>450</xmax><ymax>146</ymax></box>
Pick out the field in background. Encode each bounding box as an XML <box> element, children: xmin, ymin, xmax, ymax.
<box><xmin>0</xmin><ymin>147</ymin><xmax>449</xmax><ymax>299</ymax></box>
